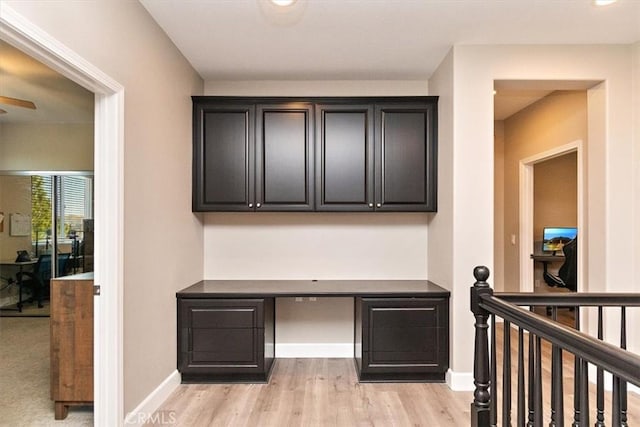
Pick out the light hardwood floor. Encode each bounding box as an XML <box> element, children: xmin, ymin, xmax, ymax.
<box><xmin>151</xmin><ymin>329</ymin><xmax>639</xmax><ymax>426</ymax></box>
<box><xmin>149</xmin><ymin>359</ymin><xmax>472</xmax><ymax>426</ymax></box>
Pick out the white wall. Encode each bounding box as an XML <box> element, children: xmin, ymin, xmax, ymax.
<box><xmin>0</xmin><ymin>122</ymin><xmax>93</xmax><ymax>171</ymax></box>
<box><xmin>5</xmin><ymin>0</ymin><xmax>205</xmax><ymax>414</ymax></box>
<box><xmin>203</xmin><ymin>80</ymin><xmax>430</xmax><ymax>352</ymax></box>
<box><xmin>450</xmin><ymin>44</ymin><xmax>636</xmax><ymax>376</ymax></box>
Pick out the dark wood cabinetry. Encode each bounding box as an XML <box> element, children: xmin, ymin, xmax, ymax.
<box><xmin>193</xmin><ymin>103</ymin><xmax>255</xmax><ymax>211</ymax></box>
<box><xmin>193</xmin><ymin>97</ymin><xmax>438</xmax><ymax>212</ymax></box>
<box><xmin>375</xmin><ymin>104</ymin><xmax>437</xmax><ymax>211</ymax></box>
<box><xmin>177</xmin><ymin>280</ymin><xmax>449</xmax><ymax>384</ymax></box>
<box><xmin>178</xmin><ymin>298</ymin><xmax>275</xmax><ymax>383</ymax></box>
<box><xmin>256</xmin><ymin>103</ymin><xmax>314</xmax><ymax>211</ymax></box>
<box><xmin>315</xmin><ymin>104</ymin><xmax>374</xmax><ymax>211</ymax></box>
<box><xmin>354</xmin><ymin>297</ymin><xmax>449</xmax><ymax>382</ymax></box>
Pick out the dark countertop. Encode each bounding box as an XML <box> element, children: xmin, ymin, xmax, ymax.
<box><xmin>177</xmin><ymin>279</ymin><xmax>450</xmax><ymax>298</ymax></box>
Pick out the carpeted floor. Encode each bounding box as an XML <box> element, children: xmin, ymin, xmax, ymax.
<box><xmin>0</xmin><ymin>300</ymin><xmax>50</xmax><ymax>317</ymax></box>
<box><xmin>0</xmin><ymin>317</ymin><xmax>93</xmax><ymax>426</ymax></box>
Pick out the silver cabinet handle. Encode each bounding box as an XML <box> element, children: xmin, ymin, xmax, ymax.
<box><xmin>376</xmin><ymin>203</ymin><xmax>381</xmax><ymax>208</ymax></box>
<box><xmin>256</xmin><ymin>203</ymin><xmax>262</xmax><ymax>208</ymax></box>
<box><xmin>368</xmin><ymin>203</ymin><xmax>373</xmax><ymax>208</ymax></box>
<box><xmin>249</xmin><ymin>203</ymin><xmax>253</xmax><ymax>208</ymax></box>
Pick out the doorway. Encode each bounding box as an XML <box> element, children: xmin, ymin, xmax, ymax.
<box><xmin>493</xmin><ymin>84</ymin><xmax>589</xmax><ymax>296</ymax></box>
<box><xmin>1</xmin><ymin>5</ymin><xmax>125</xmax><ymax>425</ymax></box>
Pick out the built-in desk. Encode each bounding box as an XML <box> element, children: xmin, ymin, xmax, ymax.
<box><xmin>177</xmin><ymin>280</ymin><xmax>450</xmax><ymax>383</ymax></box>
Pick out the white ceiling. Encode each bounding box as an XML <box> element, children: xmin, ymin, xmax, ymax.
<box><xmin>1</xmin><ymin>1</ymin><xmax>637</xmax><ymax>125</ymax></box>
<box><xmin>141</xmin><ymin>0</ymin><xmax>640</xmax><ymax>81</ymax></box>
<box><xmin>0</xmin><ymin>40</ymin><xmax>94</xmax><ymax>124</ymax></box>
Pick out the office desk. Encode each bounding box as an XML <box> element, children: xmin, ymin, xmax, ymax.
<box><xmin>530</xmin><ymin>253</ymin><xmax>565</xmax><ymax>263</ymax></box>
<box><xmin>0</xmin><ymin>259</ymin><xmax>37</xmax><ymax>312</ymax></box>
<box><xmin>177</xmin><ymin>280</ymin><xmax>450</xmax><ymax>384</ymax></box>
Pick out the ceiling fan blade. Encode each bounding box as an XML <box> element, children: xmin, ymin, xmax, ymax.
<box><xmin>0</xmin><ymin>96</ymin><xmax>36</xmax><ymax>110</ymax></box>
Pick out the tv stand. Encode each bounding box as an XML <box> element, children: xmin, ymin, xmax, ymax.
<box><xmin>176</xmin><ymin>280</ymin><xmax>450</xmax><ymax>384</ymax></box>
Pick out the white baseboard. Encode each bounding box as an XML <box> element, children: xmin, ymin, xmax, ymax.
<box><xmin>276</xmin><ymin>343</ymin><xmax>353</xmax><ymax>358</ymax></box>
<box><xmin>446</xmin><ymin>369</ymin><xmax>474</xmax><ymax>391</ymax></box>
<box><xmin>124</xmin><ymin>370</ymin><xmax>181</xmax><ymax>426</ymax></box>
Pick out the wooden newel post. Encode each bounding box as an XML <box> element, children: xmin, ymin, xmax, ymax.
<box><xmin>470</xmin><ymin>266</ymin><xmax>493</xmax><ymax>427</ymax></box>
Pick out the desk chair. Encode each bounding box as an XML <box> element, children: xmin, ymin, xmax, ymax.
<box><xmin>543</xmin><ymin>237</ymin><xmax>577</xmax><ymax>291</ymax></box>
<box><xmin>16</xmin><ymin>253</ymin><xmax>71</xmax><ymax>310</ymax></box>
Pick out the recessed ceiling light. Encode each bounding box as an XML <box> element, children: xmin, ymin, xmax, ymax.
<box><xmin>594</xmin><ymin>0</ymin><xmax>617</xmax><ymax>6</ymax></box>
<box><xmin>271</xmin><ymin>0</ymin><xmax>297</xmax><ymax>6</ymax></box>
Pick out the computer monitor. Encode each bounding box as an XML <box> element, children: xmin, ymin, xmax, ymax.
<box><xmin>542</xmin><ymin>227</ymin><xmax>577</xmax><ymax>253</ymax></box>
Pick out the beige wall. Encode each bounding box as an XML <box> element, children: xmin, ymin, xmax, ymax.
<box><xmin>427</xmin><ymin>49</ymin><xmax>457</xmax><ymax>380</ymax></box>
<box><xmin>0</xmin><ymin>122</ymin><xmax>93</xmax><ymax>171</ymax></box>
<box><xmin>631</xmin><ymin>41</ymin><xmax>640</xmax><ymax>354</ymax></box>
<box><xmin>533</xmin><ymin>152</ymin><xmax>577</xmax><ymax>240</ymax></box>
<box><xmin>0</xmin><ymin>176</ymin><xmax>32</xmax><ymax>260</ymax></box>
<box><xmin>502</xmin><ymin>92</ymin><xmax>585</xmax><ymax>291</ymax></box>
<box><xmin>493</xmin><ymin>121</ymin><xmax>505</xmax><ymax>291</ymax></box>
<box><xmin>5</xmin><ymin>0</ymin><xmax>205</xmax><ymax>414</ymax></box>
<box><xmin>202</xmin><ymin>81</ymin><xmax>430</xmax><ymax>349</ymax></box>
<box><xmin>0</xmin><ymin>176</ymin><xmax>32</xmax><ymax>304</ymax></box>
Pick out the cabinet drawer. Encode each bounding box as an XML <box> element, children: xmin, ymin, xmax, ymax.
<box><xmin>361</xmin><ymin>298</ymin><xmax>446</xmax><ymax>329</ymax></box>
<box><xmin>180</xmin><ymin>299</ymin><xmax>264</xmax><ymax>328</ymax></box>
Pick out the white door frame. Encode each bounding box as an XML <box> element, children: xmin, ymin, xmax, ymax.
<box><xmin>0</xmin><ymin>5</ymin><xmax>125</xmax><ymax>426</ymax></box>
<box><xmin>518</xmin><ymin>140</ymin><xmax>584</xmax><ymax>293</ymax></box>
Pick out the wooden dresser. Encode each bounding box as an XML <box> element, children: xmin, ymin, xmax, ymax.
<box><xmin>50</xmin><ymin>272</ymin><xmax>94</xmax><ymax>419</ymax></box>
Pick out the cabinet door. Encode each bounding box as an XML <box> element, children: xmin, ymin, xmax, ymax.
<box><xmin>375</xmin><ymin>103</ymin><xmax>437</xmax><ymax>211</ymax></box>
<box><xmin>359</xmin><ymin>297</ymin><xmax>449</xmax><ymax>381</ymax></box>
<box><xmin>178</xmin><ymin>299</ymin><xmax>266</xmax><ymax>378</ymax></box>
<box><xmin>255</xmin><ymin>103</ymin><xmax>314</xmax><ymax>211</ymax></box>
<box><xmin>193</xmin><ymin>103</ymin><xmax>255</xmax><ymax>211</ymax></box>
<box><xmin>315</xmin><ymin>104</ymin><xmax>374</xmax><ymax>211</ymax></box>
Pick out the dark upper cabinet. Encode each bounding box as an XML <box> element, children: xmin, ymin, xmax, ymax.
<box><xmin>193</xmin><ymin>103</ymin><xmax>255</xmax><ymax>211</ymax></box>
<box><xmin>375</xmin><ymin>103</ymin><xmax>437</xmax><ymax>212</ymax></box>
<box><xmin>315</xmin><ymin>104</ymin><xmax>374</xmax><ymax>211</ymax></box>
<box><xmin>192</xmin><ymin>97</ymin><xmax>437</xmax><ymax>213</ymax></box>
<box><xmin>256</xmin><ymin>104</ymin><xmax>314</xmax><ymax>211</ymax></box>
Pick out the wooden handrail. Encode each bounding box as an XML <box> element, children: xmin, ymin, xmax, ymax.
<box><xmin>470</xmin><ymin>266</ymin><xmax>640</xmax><ymax>427</ymax></box>
<box><xmin>479</xmin><ymin>294</ymin><xmax>640</xmax><ymax>388</ymax></box>
<box><xmin>496</xmin><ymin>292</ymin><xmax>640</xmax><ymax>306</ymax></box>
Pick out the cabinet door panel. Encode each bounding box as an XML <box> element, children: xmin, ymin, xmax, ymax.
<box><xmin>370</xmin><ymin>327</ymin><xmax>439</xmax><ymax>354</ymax></box>
<box><xmin>375</xmin><ymin>103</ymin><xmax>437</xmax><ymax>211</ymax></box>
<box><xmin>193</xmin><ymin>103</ymin><xmax>255</xmax><ymax>211</ymax></box>
<box><xmin>191</xmin><ymin>329</ymin><xmax>262</xmax><ymax>364</ymax></box>
<box><xmin>357</xmin><ymin>297</ymin><xmax>449</xmax><ymax>380</ymax></box>
<box><xmin>316</xmin><ymin>104</ymin><xmax>374</xmax><ymax>211</ymax></box>
<box><xmin>256</xmin><ymin>104</ymin><xmax>313</xmax><ymax>211</ymax></box>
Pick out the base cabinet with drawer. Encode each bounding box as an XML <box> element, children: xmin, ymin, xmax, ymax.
<box><xmin>177</xmin><ymin>298</ymin><xmax>275</xmax><ymax>383</ymax></box>
<box><xmin>176</xmin><ymin>280</ymin><xmax>450</xmax><ymax>384</ymax></box>
<box><xmin>354</xmin><ymin>297</ymin><xmax>449</xmax><ymax>382</ymax></box>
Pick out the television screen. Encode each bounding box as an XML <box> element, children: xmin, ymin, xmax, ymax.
<box><xmin>542</xmin><ymin>227</ymin><xmax>577</xmax><ymax>252</ymax></box>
